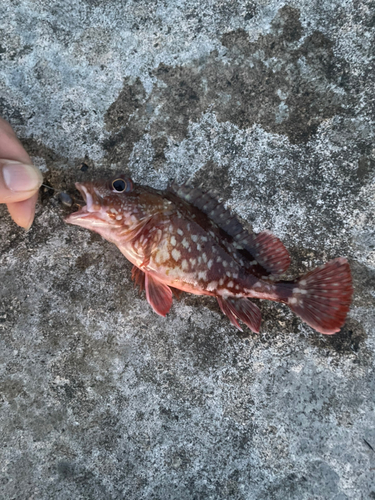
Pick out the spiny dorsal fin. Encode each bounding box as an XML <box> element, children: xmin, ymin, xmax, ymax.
<box><xmin>168</xmin><ymin>183</ymin><xmax>290</xmax><ymax>275</ymax></box>
<box><xmin>169</xmin><ymin>183</ymin><xmax>244</xmax><ymax>239</ymax></box>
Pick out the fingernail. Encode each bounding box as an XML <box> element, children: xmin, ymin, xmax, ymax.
<box><xmin>2</xmin><ymin>162</ymin><xmax>43</xmax><ymax>192</ymax></box>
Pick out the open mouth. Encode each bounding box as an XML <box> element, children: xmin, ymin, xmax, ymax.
<box><xmin>74</xmin><ymin>183</ymin><xmax>91</xmax><ymax>211</ymax></box>
<box><xmin>64</xmin><ymin>183</ymin><xmax>91</xmax><ymax>222</ymax></box>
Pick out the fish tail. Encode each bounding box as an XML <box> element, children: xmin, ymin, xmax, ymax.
<box><xmin>276</xmin><ymin>258</ymin><xmax>353</xmax><ymax>334</ymax></box>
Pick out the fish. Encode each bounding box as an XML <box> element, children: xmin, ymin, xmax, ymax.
<box><xmin>65</xmin><ymin>175</ymin><xmax>353</xmax><ymax>335</ymax></box>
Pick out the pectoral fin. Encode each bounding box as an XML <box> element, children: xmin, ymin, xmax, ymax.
<box><xmin>145</xmin><ymin>273</ymin><xmax>173</xmax><ymax>317</ymax></box>
<box><xmin>131</xmin><ymin>266</ymin><xmax>145</xmax><ymax>293</ymax></box>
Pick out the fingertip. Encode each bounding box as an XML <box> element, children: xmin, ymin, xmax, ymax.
<box><xmin>6</xmin><ymin>192</ymin><xmax>39</xmax><ymax>230</ymax></box>
<box><xmin>1</xmin><ymin>160</ymin><xmax>43</xmax><ymax>194</ymax></box>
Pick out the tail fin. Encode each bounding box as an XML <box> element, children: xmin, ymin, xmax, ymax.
<box><xmin>286</xmin><ymin>258</ymin><xmax>353</xmax><ymax>334</ymax></box>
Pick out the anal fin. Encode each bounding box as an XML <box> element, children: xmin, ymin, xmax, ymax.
<box><xmin>217</xmin><ymin>296</ymin><xmax>261</xmax><ymax>333</ymax></box>
<box><xmin>145</xmin><ymin>273</ymin><xmax>173</xmax><ymax>317</ymax></box>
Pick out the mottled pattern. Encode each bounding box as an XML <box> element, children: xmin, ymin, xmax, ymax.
<box><xmin>1</xmin><ymin>0</ymin><xmax>373</xmax><ymax>496</ymax></box>
<box><xmin>148</xmin><ymin>213</ymin><xmax>245</xmax><ymax>296</ymax></box>
<box><xmin>66</xmin><ymin>177</ymin><xmax>352</xmax><ymax>335</ymax></box>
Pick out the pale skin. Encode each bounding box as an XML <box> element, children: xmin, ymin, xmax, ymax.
<box><xmin>0</xmin><ymin>117</ymin><xmax>43</xmax><ymax>229</ymax></box>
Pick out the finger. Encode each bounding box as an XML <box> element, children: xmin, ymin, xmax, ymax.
<box><xmin>0</xmin><ymin>159</ymin><xmax>43</xmax><ymax>203</ymax></box>
<box><xmin>0</xmin><ymin>117</ymin><xmax>32</xmax><ymax>164</ymax></box>
<box><xmin>6</xmin><ymin>192</ymin><xmax>39</xmax><ymax>230</ymax></box>
<box><xmin>0</xmin><ymin>117</ymin><xmax>43</xmax><ymax>230</ymax></box>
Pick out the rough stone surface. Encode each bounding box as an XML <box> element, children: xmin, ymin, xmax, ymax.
<box><xmin>0</xmin><ymin>1</ymin><xmax>374</xmax><ymax>498</ymax></box>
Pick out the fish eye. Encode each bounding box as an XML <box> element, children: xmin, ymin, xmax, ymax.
<box><xmin>112</xmin><ymin>178</ymin><xmax>127</xmax><ymax>192</ymax></box>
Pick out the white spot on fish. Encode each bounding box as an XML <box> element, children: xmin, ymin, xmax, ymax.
<box><xmin>177</xmin><ymin>228</ymin><xmax>183</xmax><ymax>236</ymax></box>
<box><xmin>300</xmin><ymin>279</ymin><xmax>307</xmax><ymax>286</ymax></box>
<box><xmin>190</xmin><ymin>258</ymin><xmax>196</xmax><ymax>266</ymax></box>
<box><xmin>207</xmin><ymin>281</ymin><xmax>218</xmax><ymax>291</ymax></box>
<box><xmin>202</xmin><ymin>253</ymin><xmax>207</xmax><ymax>263</ymax></box>
<box><xmin>191</xmin><ymin>235</ymin><xmax>198</xmax><ymax>242</ymax></box>
<box><xmin>223</xmin><ymin>261</ymin><xmax>228</xmax><ymax>267</ymax></box>
<box><xmin>182</xmin><ymin>238</ymin><xmax>190</xmax><ymax>249</ymax></box>
<box><xmin>171</xmin><ymin>236</ymin><xmax>176</xmax><ymax>246</ymax></box>
<box><xmin>289</xmin><ymin>297</ymin><xmax>297</xmax><ymax>305</ymax></box>
<box><xmin>181</xmin><ymin>259</ymin><xmax>189</xmax><ymax>270</ymax></box>
<box><xmin>172</xmin><ymin>249</ymin><xmax>181</xmax><ymax>261</ymax></box>
<box><xmin>198</xmin><ymin>271</ymin><xmax>207</xmax><ymax>280</ymax></box>
<box><xmin>115</xmin><ymin>214</ymin><xmax>122</xmax><ymax>220</ymax></box>
<box><xmin>155</xmin><ymin>247</ymin><xmax>170</xmax><ymax>264</ymax></box>
<box><xmin>219</xmin><ymin>278</ymin><xmax>224</xmax><ymax>286</ymax></box>
<box><xmin>207</xmin><ymin>259</ymin><xmax>213</xmax><ymax>269</ymax></box>
<box><xmin>226</xmin><ymin>272</ymin><xmax>232</xmax><ymax>277</ymax></box>
<box><xmin>227</xmin><ymin>281</ymin><xmax>233</xmax><ymax>287</ymax></box>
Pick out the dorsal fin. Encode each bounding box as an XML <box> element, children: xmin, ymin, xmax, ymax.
<box><xmin>169</xmin><ymin>183</ymin><xmax>244</xmax><ymax>238</ymax></box>
<box><xmin>167</xmin><ymin>183</ymin><xmax>290</xmax><ymax>275</ymax></box>
<box><xmin>234</xmin><ymin>230</ymin><xmax>291</xmax><ymax>275</ymax></box>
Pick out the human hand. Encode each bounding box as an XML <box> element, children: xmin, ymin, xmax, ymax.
<box><xmin>0</xmin><ymin>117</ymin><xmax>43</xmax><ymax>229</ymax></box>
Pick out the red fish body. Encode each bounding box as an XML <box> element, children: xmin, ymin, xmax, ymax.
<box><xmin>65</xmin><ymin>176</ymin><xmax>353</xmax><ymax>334</ymax></box>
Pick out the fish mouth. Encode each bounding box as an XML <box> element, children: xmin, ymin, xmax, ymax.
<box><xmin>64</xmin><ymin>183</ymin><xmax>96</xmax><ymax>224</ymax></box>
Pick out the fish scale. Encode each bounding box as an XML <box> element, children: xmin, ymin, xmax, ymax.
<box><xmin>65</xmin><ymin>175</ymin><xmax>353</xmax><ymax>335</ymax></box>
<box><xmin>148</xmin><ymin>213</ymin><xmax>247</xmax><ymax>297</ymax></box>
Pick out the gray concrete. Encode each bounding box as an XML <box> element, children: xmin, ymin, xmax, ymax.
<box><xmin>0</xmin><ymin>0</ymin><xmax>374</xmax><ymax>498</ymax></box>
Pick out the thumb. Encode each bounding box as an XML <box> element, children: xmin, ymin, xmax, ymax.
<box><xmin>0</xmin><ymin>159</ymin><xmax>43</xmax><ymax>203</ymax></box>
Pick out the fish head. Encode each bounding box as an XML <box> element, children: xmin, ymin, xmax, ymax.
<box><xmin>65</xmin><ymin>175</ymin><xmax>168</xmax><ymax>238</ymax></box>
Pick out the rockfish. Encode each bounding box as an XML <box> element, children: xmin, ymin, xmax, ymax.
<box><xmin>65</xmin><ymin>175</ymin><xmax>353</xmax><ymax>335</ymax></box>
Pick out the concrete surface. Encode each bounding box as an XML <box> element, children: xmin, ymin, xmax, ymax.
<box><xmin>0</xmin><ymin>0</ymin><xmax>374</xmax><ymax>498</ymax></box>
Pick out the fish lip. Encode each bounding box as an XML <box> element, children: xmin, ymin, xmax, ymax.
<box><xmin>64</xmin><ymin>183</ymin><xmax>90</xmax><ymax>223</ymax></box>
<box><xmin>75</xmin><ymin>182</ymin><xmax>89</xmax><ymax>207</ymax></box>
